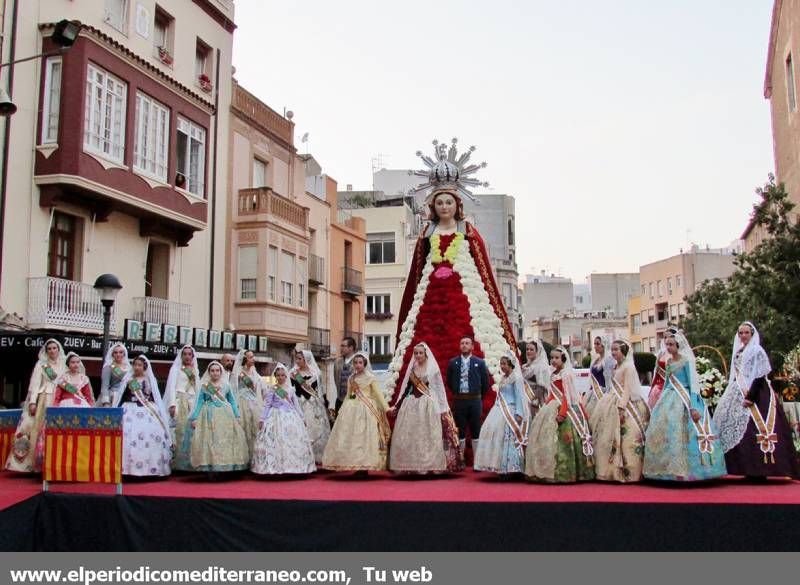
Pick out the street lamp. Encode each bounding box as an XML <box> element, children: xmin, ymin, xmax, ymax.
<box><xmin>93</xmin><ymin>274</ymin><xmax>122</xmax><ymax>358</ymax></box>
<box><xmin>0</xmin><ymin>19</ymin><xmax>82</xmax><ymax>117</ymax></box>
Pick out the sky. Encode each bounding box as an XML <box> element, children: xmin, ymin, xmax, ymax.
<box><xmin>231</xmin><ymin>0</ymin><xmax>775</xmax><ymax>282</ymax></box>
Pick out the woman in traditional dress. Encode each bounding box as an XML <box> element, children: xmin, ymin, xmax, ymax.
<box><xmin>714</xmin><ymin>322</ymin><xmax>800</xmax><ymax>479</ymax></box>
<box><xmin>525</xmin><ymin>346</ymin><xmax>595</xmax><ymax>483</ymax></box>
<box><xmin>251</xmin><ymin>363</ymin><xmax>316</xmax><ymax>476</ymax></box>
<box><xmin>290</xmin><ymin>349</ymin><xmax>331</xmax><ymax>464</ymax></box>
<box><xmin>163</xmin><ymin>345</ymin><xmax>200</xmax><ymax>471</ymax></box>
<box><xmin>590</xmin><ymin>339</ymin><xmax>650</xmax><ymax>482</ymax></box>
<box><xmin>98</xmin><ymin>343</ymin><xmax>130</xmax><ymax>407</ymax></box>
<box><xmin>643</xmin><ymin>330</ymin><xmax>726</xmax><ymax>481</ymax></box>
<box><xmin>322</xmin><ymin>352</ymin><xmax>391</xmax><ymax>472</ymax></box>
<box><xmin>53</xmin><ymin>353</ymin><xmax>95</xmax><ymax>407</ymax></box>
<box><xmin>647</xmin><ymin>327</ymin><xmax>677</xmax><ymax>409</ymax></box>
<box><xmin>114</xmin><ymin>355</ymin><xmax>172</xmax><ymax>477</ymax></box>
<box><xmin>183</xmin><ymin>361</ymin><xmax>249</xmax><ymax>475</ymax></box>
<box><xmin>584</xmin><ymin>337</ymin><xmax>615</xmax><ymax>418</ymax></box>
<box><xmin>521</xmin><ymin>339</ymin><xmax>551</xmax><ymax>418</ymax></box>
<box><xmin>384</xmin><ymin>140</ymin><xmax>518</xmax><ymax>417</ymax></box>
<box><xmin>232</xmin><ymin>349</ymin><xmax>267</xmax><ymax>459</ymax></box>
<box><xmin>474</xmin><ymin>353</ymin><xmax>529</xmax><ymax>477</ymax></box>
<box><xmin>387</xmin><ymin>342</ymin><xmax>463</xmax><ymax>474</ymax></box>
<box><xmin>5</xmin><ymin>340</ymin><xmax>66</xmax><ymax>472</ymax></box>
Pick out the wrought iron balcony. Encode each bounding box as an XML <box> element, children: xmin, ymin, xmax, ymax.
<box><xmin>309</xmin><ymin>254</ymin><xmax>325</xmax><ymax>286</ymax></box>
<box><xmin>308</xmin><ymin>326</ymin><xmax>331</xmax><ymax>358</ymax></box>
<box><xmin>27</xmin><ymin>277</ymin><xmax>116</xmax><ymax>333</ymax></box>
<box><xmin>341</xmin><ymin>266</ymin><xmax>363</xmax><ymax>295</ymax></box>
<box><xmin>132</xmin><ymin>297</ymin><xmax>191</xmax><ymax>326</ymax></box>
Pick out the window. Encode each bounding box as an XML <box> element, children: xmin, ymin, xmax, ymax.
<box><xmin>667</xmin><ymin>277</ymin><xmax>673</xmax><ymax>296</ymax></box>
<box><xmin>104</xmin><ymin>0</ymin><xmax>128</xmax><ymax>33</ymax></box>
<box><xmin>297</xmin><ymin>258</ymin><xmax>307</xmax><ymax>308</ymax></box>
<box><xmin>678</xmin><ymin>302</ymin><xmax>686</xmax><ymax>317</ymax></box>
<box><xmin>633</xmin><ymin>341</ymin><xmax>643</xmax><ymax>353</ymax></box>
<box><xmin>366</xmin><ymin>294</ymin><xmax>391</xmax><ymax>315</ymax></box>
<box><xmin>153</xmin><ymin>6</ymin><xmax>174</xmax><ymax>59</ymax></box>
<box><xmin>503</xmin><ymin>283</ymin><xmax>514</xmax><ymax>309</ymax></box>
<box><xmin>41</xmin><ymin>57</ymin><xmax>62</xmax><ymax>144</ymax></box>
<box><xmin>507</xmin><ymin>218</ymin><xmax>514</xmax><ymax>246</ymax></box>
<box><xmin>631</xmin><ymin>313</ymin><xmax>641</xmax><ymax>334</ymax></box>
<box><xmin>134</xmin><ymin>92</ymin><xmax>170</xmax><ymax>181</ymax></box>
<box><xmin>676</xmin><ymin>275</ymin><xmax>682</xmax><ymax>288</ymax></box>
<box><xmin>670</xmin><ymin>304</ymin><xmax>678</xmax><ymax>320</ymax></box>
<box><xmin>84</xmin><ymin>64</ymin><xmax>127</xmax><ymax>163</ymax></box>
<box><xmin>267</xmin><ymin>246</ymin><xmax>278</xmax><ymax>302</ymax></box>
<box><xmin>176</xmin><ymin>117</ymin><xmax>206</xmax><ymax>196</ymax></box>
<box><xmin>252</xmin><ymin>159</ymin><xmax>267</xmax><ymax>188</ymax></box>
<box><xmin>238</xmin><ymin>246</ymin><xmax>257</xmax><ymax>300</ymax></box>
<box><xmin>788</xmin><ymin>53</ymin><xmax>797</xmax><ymax>112</ymax></box>
<box><xmin>367</xmin><ymin>335</ymin><xmax>391</xmax><ymax>356</ymax></box>
<box><xmin>656</xmin><ymin>304</ymin><xmax>668</xmax><ymax>322</ymax></box>
<box><xmin>649</xmin><ymin>283</ymin><xmax>654</xmax><ymax>299</ymax></box>
<box><xmin>641</xmin><ymin>311</ymin><xmax>647</xmax><ymax>326</ymax></box>
<box><xmin>195</xmin><ymin>39</ymin><xmax>211</xmax><ymax>80</ymax></box>
<box><xmin>367</xmin><ymin>232</ymin><xmax>396</xmax><ymax>264</ymax></box>
<box><xmin>641</xmin><ymin>284</ymin><xmax>646</xmax><ymax>295</ymax></box>
<box><xmin>657</xmin><ymin>280</ymin><xmax>664</xmax><ymax>297</ymax></box>
<box><xmin>48</xmin><ymin>212</ymin><xmax>78</xmax><ymax>280</ymax></box>
<box><xmin>280</xmin><ymin>251</ymin><xmax>294</xmax><ymax>305</ymax></box>
<box><xmin>648</xmin><ymin>309</ymin><xmax>655</xmax><ymax>324</ymax></box>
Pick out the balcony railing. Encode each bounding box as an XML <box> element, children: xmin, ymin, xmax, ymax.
<box><xmin>308</xmin><ymin>326</ymin><xmax>331</xmax><ymax>358</ymax></box>
<box><xmin>341</xmin><ymin>266</ymin><xmax>363</xmax><ymax>295</ymax></box>
<box><xmin>232</xmin><ymin>83</ymin><xmax>293</xmax><ymax>145</ymax></box>
<box><xmin>238</xmin><ymin>188</ymin><xmax>308</xmax><ymax>231</ymax></box>
<box><xmin>27</xmin><ymin>277</ymin><xmax>116</xmax><ymax>333</ymax></box>
<box><xmin>309</xmin><ymin>254</ymin><xmax>325</xmax><ymax>286</ymax></box>
<box><xmin>132</xmin><ymin>297</ymin><xmax>191</xmax><ymax>326</ymax></box>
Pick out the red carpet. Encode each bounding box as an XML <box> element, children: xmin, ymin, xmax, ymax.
<box><xmin>1</xmin><ymin>470</ymin><xmax>799</xmax><ymax>511</ymax></box>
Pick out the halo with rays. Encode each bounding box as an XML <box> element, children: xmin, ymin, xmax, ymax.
<box><xmin>407</xmin><ymin>138</ymin><xmax>489</xmax><ymax>202</ymax></box>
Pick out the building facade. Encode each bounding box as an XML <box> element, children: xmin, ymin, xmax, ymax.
<box><xmin>627</xmin><ymin>294</ymin><xmax>643</xmax><ymax>352</ymax></box>
<box><xmin>521</xmin><ymin>272</ymin><xmax>574</xmax><ymax>322</ymax></box>
<box><xmin>588</xmin><ymin>272</ymin><xmax>639</xmax><ymax>317</ymax></box>
<box><xmin>347</xmin><ymin>200</ymin><xmax>417</xmax><ymax>364</ymax></box>
<box><xmin>746</xmin><ymin>0</ymin><xmax>800</xmax><ymax>252</ymax></box>
<box><xmin>0</xmin><ymin>0</ymin><xmax>235</xmax><ymax>403</ymax></box>
<box><xmin>638</xmin><ymin>245</ymin><xmax>737</xmax><ymax>352</ymax></box>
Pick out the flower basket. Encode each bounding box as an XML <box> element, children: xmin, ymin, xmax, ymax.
<box><xmin>365</xmin><ymin>312</ymin><xmax>393</xmax><ymax>321</ymax></box>
<box><xmin>157</xmin><ymin>47</ymin><xmax>173</xmax><ymax>65</ymax></box>
<box><xmin>695</xmin><ymin>355</ymin><xmax>725</xmax><ymax>411</ymax></box>
<box><xmin>198</xmin><ymin>74</ymin><xmax>212</xmax><ymax>93</ymax></box>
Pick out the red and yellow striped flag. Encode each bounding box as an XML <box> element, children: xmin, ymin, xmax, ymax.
<box><xmin>0</xmin><ymin>410</ymin><xmax>22</xmax><ymax>466</ymax></box>
<box><xmin>43</xmin><ymin>408</ymin><xmax>122</xmax><ymax>484</ymax></box>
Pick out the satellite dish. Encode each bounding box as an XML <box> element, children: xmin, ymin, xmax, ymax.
<box><xmin>286</xmin><ymin>110</ymin><xmax>294</xmax><ymax>120</ymax></box>
<box><xmin>301</xmin><ymin>132</ymin><xmax>309</xmax><ymax>143</ymax></box>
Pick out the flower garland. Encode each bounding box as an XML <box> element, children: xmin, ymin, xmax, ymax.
<box><xmin>430</xmin><ymin>232</ymin><xmax>464</xmax><ymax>264</ymax></box>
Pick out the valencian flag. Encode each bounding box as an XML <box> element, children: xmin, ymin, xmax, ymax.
<box><xmin>43</xmin><ymin>407</ymin><xmax>122</xmax><ymax>487</ymax></box>
<box><xmin>0</xmin><ymin>409</ymin><xmax>22</xmax><ymax>466</ymax></box>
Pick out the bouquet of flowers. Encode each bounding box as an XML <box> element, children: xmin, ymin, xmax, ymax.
<box><xmin>695</xmin><ymin>356</ymin><xmax>725</xmax><ymax>408</ymax></box>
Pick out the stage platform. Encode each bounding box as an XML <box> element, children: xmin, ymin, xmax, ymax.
<box><xmin>1</xmin><ymin>471</ymin><xmax>799</xmax><ymax>551</ymax></box>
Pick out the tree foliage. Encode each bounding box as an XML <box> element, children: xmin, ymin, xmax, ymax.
<box><xmin>682</xmin><ymin>175</ymin><xmax>800</xmax><ymax>372</ymax></box>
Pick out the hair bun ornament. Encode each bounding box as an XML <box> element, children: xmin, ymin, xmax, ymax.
<box><xmin>408</xmin><ymin>138</ymin><xmax>490</xmax><ymax>204</ymax></box>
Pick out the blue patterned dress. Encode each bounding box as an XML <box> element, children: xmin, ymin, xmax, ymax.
<box><xmin>643</xmin><ymin>360</ymin><xmax>726</xmax><ymax>481</ymax></box>
<box><xmin>474</xmin><ymin>381</ymin><xmax>526</xmax><ymax>474</ymax></box>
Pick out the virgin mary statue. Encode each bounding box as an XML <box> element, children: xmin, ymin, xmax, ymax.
<box><xmin>384</xmin><ymin>139</ymin><xmax>518</xmax><ymax>413</ymax></box>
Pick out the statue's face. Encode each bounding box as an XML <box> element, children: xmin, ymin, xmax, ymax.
<box><xmin>434</xmin><ymin>193</ymin><xmax>457</xmax><ymax>221</ymax></box>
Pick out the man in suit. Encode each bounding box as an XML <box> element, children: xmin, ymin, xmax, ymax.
<box><xmin>332</xmin><ymin>337</ymin><xmax>357</xmax><ymax>417</ymax></box>
<box><xmin>446</xmin><ymin>336</ymin><xmax>491</xmax><ymax>460</ymax></box>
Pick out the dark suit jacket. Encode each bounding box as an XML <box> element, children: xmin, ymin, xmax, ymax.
<box><xmin>446</xmin><ymin>355</ymin><xmax>490</xmax><ymax>397</ymax></box>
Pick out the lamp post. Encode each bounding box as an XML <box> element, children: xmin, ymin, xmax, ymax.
<box><xmin>94</xmin><ymin>274</ymin><xmax>122</xmax><ymax>358</ymax></box>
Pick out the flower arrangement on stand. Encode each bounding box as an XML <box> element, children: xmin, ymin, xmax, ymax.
<box><xmin>777</xmin><ymin>343</ymin><xmax>800</xmax><ymax>402</ymax></box>
<box><xmin>157</xmin><ymin>46</ymin><xmax>173</xmax><ymax>65</ymax></box>
<box><xmin>695</xmin><ymin>356</ymin><xmax>725</xmax><ymax>411</ymax></box>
